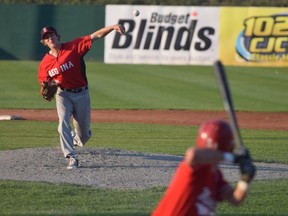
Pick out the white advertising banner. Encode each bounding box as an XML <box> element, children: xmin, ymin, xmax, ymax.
<box><xmin>105</xmin><ymin>5</ymin><xmax>219</xmax><ymax>65</ymax></box>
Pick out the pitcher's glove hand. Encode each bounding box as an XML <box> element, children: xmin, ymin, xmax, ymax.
<box><xmin>40</xmin><ymin>80</ymin><xmax>57</xmax><ymax>102</ymax></box>
<box><xmin>234</xmin><ymin>148</ymin><xmax>256</xmax><ymax>183</ymax></box>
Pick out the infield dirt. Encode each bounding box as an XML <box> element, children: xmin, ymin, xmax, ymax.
<box><xmin>1</xmin><ymin>109</ymin><xmax>288</xmax><ymax>130</ymax></box>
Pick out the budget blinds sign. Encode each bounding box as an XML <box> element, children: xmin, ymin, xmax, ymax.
<box><xmin>105</xmin><ymin>5</ymin><xmax>219</xmax><ymax>65</ymax></box>
<box><xmin>236</xmin><ymin>13</ymin><xmax>288</xmax><ymax>63</ymax></box>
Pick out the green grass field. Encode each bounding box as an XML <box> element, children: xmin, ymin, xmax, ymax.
<box><xmin>0</xmin><ymin>61</ymin><xmax>287</xmax><ymax>111</ymax></box>
<box><xmin>0</xmin><ymin>179</ymin><xmax>287</xmax><ymax>216</ymax></box>
<box><xmin>1</xmin><ymin>121</ymin><xmax>287</xmax><ymax>163</ymax></box>
<box><xmin>0</xmin><ymin>60</ymin><xmax>287</xmax><ymax>215</ymax></box>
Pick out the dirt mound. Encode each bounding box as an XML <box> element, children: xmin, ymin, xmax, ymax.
<box><xmin>0</xmin><ymin>147</ymin><xmax>287</xmax><ymax>189</ymax></box>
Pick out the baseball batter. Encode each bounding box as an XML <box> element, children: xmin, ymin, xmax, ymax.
<box><xmin>152</xmin><ymin>120</ymin><xmax>256</xmax><ymax>216</ymax></box>
<box><xmin>38</xmin><ymin>24</ymin><xmax>125</xmax><ymax>169</ymax></box>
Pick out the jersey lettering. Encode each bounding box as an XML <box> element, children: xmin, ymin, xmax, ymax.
<box><xmin>48</xmin><ymin>61</ymin><xmax>74</xmax><ymax>77</ymax></box>
<box><xmin>60</xmin><ymin>61</ymin><xmax>74</xmax><ymax>72</ymax></box>
<box><xmin>48</xmin><ymin>68</ymin><xmax>59</xmax><ymax>77</ymax></box>
<box><xmin>195</xmin><ymin>187</ymin><xmax>216</xmax><ymax>215</ymax></box>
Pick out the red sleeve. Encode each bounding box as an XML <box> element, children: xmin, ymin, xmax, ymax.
<box><xmin>152</xmin><ymin>161</ymin><xmax>198</xmax><ymax>216</ymax></box>
<box><xmin>38</xmin><ymin>58</ymin><xmax>50</xmax><ymax>84</ymax></box>
<box><xmin>71</xmin><ymin>35</ymin><xmax>92</xmax><ymax>56</ymax></box>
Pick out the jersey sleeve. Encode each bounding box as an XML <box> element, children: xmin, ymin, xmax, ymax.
<box><xmin>38</xmin><ymin>60</ymin><xmax>50</xmax><ymax>84</ymax></box>
<box><xmin>72</xmin><ymin>35</ymin><xmax>93</xmax><ymax>57</ymax></box>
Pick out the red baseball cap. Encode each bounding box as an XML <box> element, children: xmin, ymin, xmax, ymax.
<box><xmin>41</xmin><ymin>26</ymin><xmax>59</xmax><ymax>40</ymax></box>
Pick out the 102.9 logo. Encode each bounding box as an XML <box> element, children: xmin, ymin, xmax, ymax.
<box><xmin>236</xmin><ymin>14</ymin><xmax>288</xmax><ymax>62</ymax></box>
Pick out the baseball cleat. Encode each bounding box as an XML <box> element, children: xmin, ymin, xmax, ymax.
<box><xmin>67</xmin><ymin>157</ymin><xmax>79</xmax><ymax>170</ymax></box>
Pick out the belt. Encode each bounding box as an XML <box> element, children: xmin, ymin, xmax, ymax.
<box><xmin>60</xmin><ymin>86</ymin><xmax>88</xmax><ymax>93</ymax></box>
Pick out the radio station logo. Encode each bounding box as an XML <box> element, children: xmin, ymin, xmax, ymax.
<box><xmin>236</xmin><ymin>13</ymin><xmax>288</xmax><ymax>62</ymax></box>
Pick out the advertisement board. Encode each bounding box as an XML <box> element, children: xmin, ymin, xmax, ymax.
<box><xmin>219</xmin><ymin>7</ymin><xmax>288</xmax><ymax>66</ymax></box>
<box><xmin>105</xmin><ymin>5</ymin><xmax>288</xmax><ymax>66</ymax></box>
<box><xmin>105</xmin><ymin>5</ymin><xmax>219</xmax><ymax>65</ymax></box>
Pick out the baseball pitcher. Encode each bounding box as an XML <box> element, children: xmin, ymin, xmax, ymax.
<box><xmin>38</xmin><ymin>24</ymin><xmax>125</xmax><ymax>169</ymax></box>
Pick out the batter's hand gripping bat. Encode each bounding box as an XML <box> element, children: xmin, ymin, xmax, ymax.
<box><xmin>213</xmin><ymin>60</ymin><xmax>244</xmax><ymax>149</ymax></box>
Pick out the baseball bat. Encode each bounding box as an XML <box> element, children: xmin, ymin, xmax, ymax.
<box><xmin>213</xmin><ymin>60</ymin><xmax>244</xmax><ymax>149</ymax></box>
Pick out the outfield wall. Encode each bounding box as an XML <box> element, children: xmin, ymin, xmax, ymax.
<box><xmin>0</xmin><ymin>4</ymin><xmax>105</xmax><ymax>61</ymax></box>
<box><xmin>1</xmin><ymin>4</ymin><xmax>288</xmax><ymax>66</ymax></box>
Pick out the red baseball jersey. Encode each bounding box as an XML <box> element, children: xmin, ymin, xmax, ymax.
<box><xmin>152</xmin><ymin>161</ymin><xmax>230</xmax><ymax>216</ymax></box>
<box><xmin>38</xmin><ymin>36</ymin><xmax>92</xmax><ymax>89</ymax></box>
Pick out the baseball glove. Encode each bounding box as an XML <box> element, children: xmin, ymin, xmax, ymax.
<box><xmin>40</xmin><ymin>80</ymin><xmax>58</xmax><ymax>102</ymax></box>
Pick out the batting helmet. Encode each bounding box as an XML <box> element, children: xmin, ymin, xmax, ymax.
<box><xmin>196</xmin><ymin>120</ymin><xmax>234</xmax><ymax>152</ymax></box>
